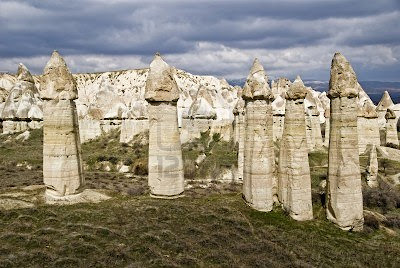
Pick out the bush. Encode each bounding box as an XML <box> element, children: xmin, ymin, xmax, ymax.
<box><xmin>383</xmin><ymin>215</ymin><xmax>400</xmax><ymax>228</ymax></box>
<box><xmin>364</xmin><ymin>214</ymin><xmax>380</xmax><ymax>230</ymax></box>
<box><xmin>363</xmin><ymin>182</ymin><xmax>400</xmax><ymax>212</ymax></box>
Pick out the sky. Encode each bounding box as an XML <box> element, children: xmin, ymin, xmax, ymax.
<box><xmin>0</xmin><ymin>0</ymin><xmax>399</xmax><ymax>81</ymax></box>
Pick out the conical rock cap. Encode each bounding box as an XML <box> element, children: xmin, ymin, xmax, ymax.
<box><xmin>16</xmin><ymin>63</ymin><xmax>34</xmax><ymax>83</ymax></box>
<box><xmin>285</xmin><ymin>75</ymin><xmax>308</xmax><ymax>100</ymax></box>
<box><xmin>145</xmin><ymin>53</ymin><xmax>179</xmax><ymax>102</ymax></box>
<box><xmin>376</xmin><ymin>91</ymin><xmax>394</xmax><ymax>112</ymax></box>
<box><xmin>40</xmin><ymin>50</ymin><xmax>77</xmax><ymax>100</ymax></box>
<box><xmin>242</xmin><ymin>58</ymin><xmax>273</xmax><ymax>101</ymax></box>
<box><xmin>328</xmin><ymin>52</ymin><xmax>359</xmax><ymax>99</ymax></box>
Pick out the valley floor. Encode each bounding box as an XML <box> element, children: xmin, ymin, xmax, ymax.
<box><xmin>1</xmin><ymin>129</ymin><xmax>400</xmax><ymax>267</ymax></box>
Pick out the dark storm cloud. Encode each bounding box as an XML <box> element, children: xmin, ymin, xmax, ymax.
<box><xmin>0</xmin><ymin>0</ymin><xmax>399</xmax><ymax>80</ymax></box>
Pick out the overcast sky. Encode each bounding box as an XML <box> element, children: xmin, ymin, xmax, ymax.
<box><xmin>0</xmin><ymin>0</ymin><xmax>399</xmax><ymax>81</ymax></box>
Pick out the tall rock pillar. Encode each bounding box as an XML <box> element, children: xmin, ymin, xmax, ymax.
<box><xmin>233</xmin><ymin>97</ymin><xmax>245</xmax><ymax>181</ymax></box>
<box><xmin>357</xmin><ymin>101</ymin><xmax>380</xmax><ymax>154</ymax></box>
<box><xmin>145</xmin><ymin>53</ymin><xmax>184</xmax><ymax>198</ymax></box>
<box><xmin>40</xmin><ymin>51</ymin><xmax>84</xmax><ymax>198</ymax></box>
<box><xmin>323</xmin><ymin>109</ymin><xmax>330</xmax><ymax>147</ymax></box>
<box><xmin>242</xmin><ymin>58</ymin><xmax>275</xmax><ymax>212</ymax></box>
<box><xmin>385</xmin><ymin>108</ymin><xmax>399</xmax><ymax>146</ymax></box>
<box><xmin>278</xmin><ymin>76</ymin><xmax>313</xmax><ymax>221</ymax></box>
<box><xmin>326</xmin><ymin>52</ymin><xmax>363</xmax><ymax>231</ymax></box>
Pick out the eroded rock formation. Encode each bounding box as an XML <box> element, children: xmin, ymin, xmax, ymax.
<box><xmin>366</xmin><ymin>145</ymin><xmax>379</xmax><ymax>188</ymax></box>
<box><xmin>278</xmin><ymin>76</ymin><xmax>313</xmax><ymax>220</ymax></box>
<box><xmin>0</xmin><ymin>64</ymin><xmax>43</xmax><ymax>134</ymax></box>
<box><xmin>242</xmin><ymin>58</ymin><xmax>275</xmax><ymax>211</ymax></box>
<box><xmin>385</xmin><ymin>108</ymin><xmax>399</xmax><ymax>146</ymax></box>
<box><xmin>233</xmin><ymin>96</ymin><xmax>245</xmax><ymax>181</ymax></box>
<box><xmin>145</xmin><ymin>53</ymin><xmax>184</xmax><ymax>198</ymax></box>
<box><xmin>357</xmin><ymin>101</ymin><xmax>380</xmax><ymax>154</ymax></box>
<box><xmin>326</xmin><ymin>52</ymin><xmax>364</xmax><ymax>231</ymax></box>
<box><xmin>41</xmin><ymin>51</ymin><xmax>84</xmax><ymax>198</ymax></box>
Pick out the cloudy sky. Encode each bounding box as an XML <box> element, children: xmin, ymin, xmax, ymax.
<box><xmin>0</xmin><ymin>0</ymin><xmax>399</xmax><ymax>81</ymax></box>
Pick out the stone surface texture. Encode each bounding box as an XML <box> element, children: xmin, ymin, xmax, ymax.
<box><xmin>242</xmin><ymin>59</ymin><xmax>275</xmax><ymax>211</ymax></box>
<box><xmin>357</xmin><ymin>101</ymin><xmax>380</xmax><ymax>154</ymax></box>
<box><xmin>145</xmin><ymin>54</ymin><xmax>184</xmax><ymax>197</ymax></box>
<box><xmin>326</xmin><ymin>52</ymin><xmax>364</xmax><ymax>231</ymax></box>
<box><xmin>385</xmin><ymin>108</ymin><xmax>399</xmax><ymax>146</ymax></box>
<box><xmin>278</xmin><ymin>76</ymin><xmax>313</xmax><ymax>220</ymax></box>
<box><xmin>233</xmin><ymin>97</ymin><xmax>245</xmax><ymax>180</ymax></box>
<box><xmin>41</xmin><ymin>51</ymin><xmax>84</xmax><ymax>198</ymax></box>
<box><xmin>366</xmin><ymin>145</ymin><xmax>379</xmax><ymax>188</ymax></box>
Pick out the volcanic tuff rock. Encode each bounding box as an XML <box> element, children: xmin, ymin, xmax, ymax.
<box><xmin>146</xmin><ymin>54</ymin><xmax>184</xmax><ymax>198</ymax></box>
<box><xmin>233</xmin><ymin>97</ymin><xmax>245</xmax><ymax>180</ymax></box>
<box><xmin>357</xmin><ymin>101</ymin><xmax>380</xmax><ymax>154</ymax></box>
<box><xmin>326</xmin><ymin>52</ymin><xmax>364</xmax><ymax>231</ymax></box>
<box><xmin>385</xmin><ymin>108</ymin><xmax>399</xmax><ymax>146</ymax></box>
<box><xmin>41</xmin><ymin>51</ymin><xmax>84</xmax><ymax>198</ymax></box>
<box><xmin>242</xmin><ymin>58</ymin><xmax>275</xmax><ymax>212</ymax></box>
<box><xmin>1</xmin><ymin>64</ymin><xmax>42</xmax><ymax>120</ymax></box>
<box><xmin>366</xmin><ymin>145</ymin><xmax>379</xmax><ymax>188</ymax></box>
<box><xmin>279</xmin><ymin>76</ymin><xmax>313</xmax><ymax>220</ymax></box>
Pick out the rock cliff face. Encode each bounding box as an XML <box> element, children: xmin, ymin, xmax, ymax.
<box><xmin>0</xmin><ymin>55</ymin><xmax>389</xmax><ymax>153</ymax></box>
<box><xmin>0</xmin><ymin>64</ymin><xmax>43</xmax><ymax>133</ymax></box>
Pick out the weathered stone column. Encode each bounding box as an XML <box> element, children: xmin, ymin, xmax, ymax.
<box><xmin>242</xmin><ymin>58</ymin><xmax>275</xmax><ymax>212</ymax></box>
<box><xmin>278</xmin><ymin>76</ymin><xmax>313</xmax><ymax>221</ymax></box>
<box><xmin>326</xmin><ymin>52</ymin><xmax>364</xmax><ymax>231</ymax></box>
<box><xmin>310</xmin><ymin>106</ymin><xmax>323</xmax><ymax>149</ymax></box>
<box><xmin>357</xmin><ymin>102</ymin><xmax>380</xmax><ymax>154</ymax></box>
<box><xmin>40</xmin><ymin>51</ymin><xmax>84</xmax><ymax>198</ymax></box>
<box><xmin>145</xmin><ymin>53</ymin><xmax>184</xmax><ymax>198</ymax></box>
<box><xmin>233</xmin><ymin>98</ymin><xmax>245</xmax><ymax>181</ymax></box>
<box><xmin>323</xmin><ymin>109</ymin><xmax>330</xmax><ymax>147</ymax></box>
<box><xmin>385</xmin><ymin>108</ymin><xmax>399</xmax><ymax>146</ymax></box>
<box><xmin>366</xmin><ymin>145</ymin><xmax>378</xmax><ymax>188</ymax></box>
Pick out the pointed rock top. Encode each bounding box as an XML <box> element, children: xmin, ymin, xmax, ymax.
<box><xmin>242</xmin><ymin>58</ymin><xmax>273</xmax><ymax>101</ymax></box>
<box><xmin>145</xmin><ymin>53</ymin><xmax>179</xmax><ymax>102</ymax></box>
<box><xmin>328</xmin><ymin>52</ymin><xmax>359</xmax><ymax>99</ymax></box>
<box><xmin>376</xmin><ymin>91</ymin><xmax>394</xmax><ymax>111</ymax></box>
<box><xmin>385</xmin><ymin>108</ymin><xmax>396</xmax><ymax>119</ymax></box>
<box><xmin>285</xmin><ymin>75</ymin><xmax>308</xmax><ymax>100</ymax></box>
<box><xmin>44</xmin><ymin>50</ymin><xmax>67</xmax><ymax>73</ymax></box>
<box><xmin>360</xmin><ymin>101</ymin><xmax>378</xmax><ymax>118</ymax></box>
<box><xmin>16</xmin><ymin>63</ymin><xmax>34</xmax><ymax>83</ymax></box>
<box><xmin>40</xmin><ymin>51</ymin><xmax>77</xmax><ymax>100</ymax></box>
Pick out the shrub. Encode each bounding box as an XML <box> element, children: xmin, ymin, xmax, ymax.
<box><xmin>383</xmin><ymin>215</ymin><xmax>400</xmax><ymax>228</ymax></box>
<box><xmin>363</xmin><ymin>182</ymin><xmax>400</xmax><ymax>212</ymax></box>
<box><xmin>364</xmin><ymin>214</ymin><xmax>380</xmax><ymax>230</ymax></box>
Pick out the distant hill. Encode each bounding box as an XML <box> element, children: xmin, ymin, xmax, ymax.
<box><xmin>227</xmin><ymin>78</ymin><xmax>400</xmax><ymax>104</ymax></box>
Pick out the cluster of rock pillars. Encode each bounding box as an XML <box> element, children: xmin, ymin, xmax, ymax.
<box><xmin>20</xmin><ymin>50</ymin><xmax>394</xmax><ymax>232</ymax></box>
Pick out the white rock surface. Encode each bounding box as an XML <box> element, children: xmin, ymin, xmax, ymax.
<box><xmin>278</xmin><ymin>76</ymin><xmax>313</xmax><ymax>221</ymax></box>
<box><xmin>242</xmin><ymin>59</ymin><xmax>275</xmax><ymax>212</ymax></box>
<box><xmin>385</xmin><ymin>108</ymin><xmax>399</xmax><ymax>146</ymax></box>
<box><xmin>41</xmin><ymin>51</ymin><xmax>84</xmax><ymax>198</ymax></box>
<box><xmin>326</xmin><ymin>52</ymin><xmax>364</xmax><ymax>231</ymax></box>
<box><xmin>366</xmin><ymin>145</ymin><xmax>379</xmax><ymax>188</ymax></box>
<box><xmin>146</xmin><ymin>54</ymin><xmax>184</xmax><ymax>198</ymax></box>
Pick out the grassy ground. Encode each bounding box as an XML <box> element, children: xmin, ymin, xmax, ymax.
<box><xmin>1</xmin><ymin>129</ymin><xmax>400</xmax><ymax>266</ymax></box>
<box><xmin>1</xmin><ymin>192</ymin><xmax>400</xmax><ymax>267</ymax></box>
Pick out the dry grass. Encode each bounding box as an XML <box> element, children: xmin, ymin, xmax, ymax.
<box><xmin>1</xmin><ymin>130</ymin><xmax>400</xmax><ymax>266</ymax></box>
